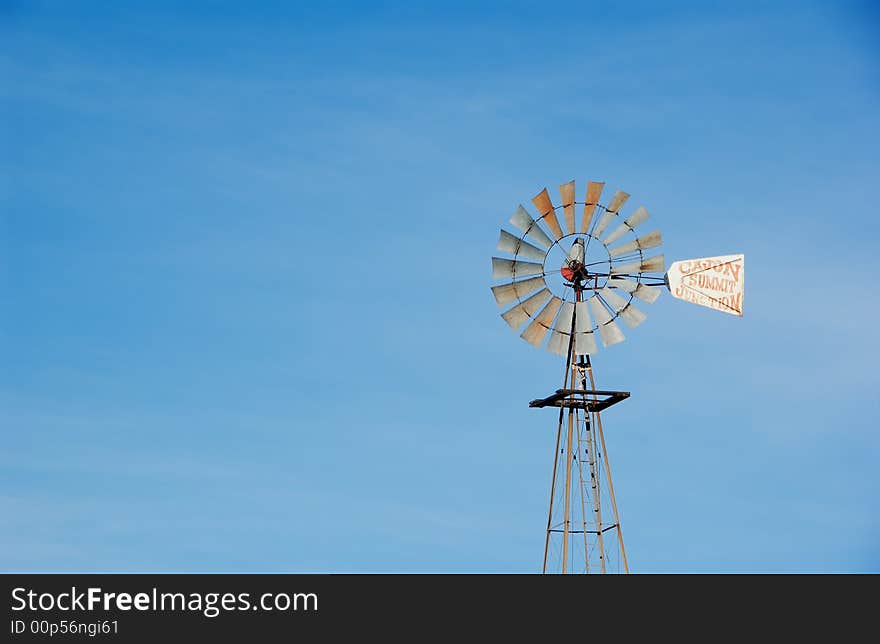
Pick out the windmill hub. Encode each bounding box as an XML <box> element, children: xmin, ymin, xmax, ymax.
<box><xmin>553</xmin><ymin>236</ymin><xmax>609</xmax><ymax>292</ymax></box>
<box><xmin>560</xmin><ymin>238</ymin><xmax>587</xmax><ymax>284</ymax></box>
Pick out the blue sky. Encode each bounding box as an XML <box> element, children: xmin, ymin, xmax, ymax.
<box><xmin>1</xmin><ymin>1</ymin><xmax>878</xmax><ymax>572</ymax></box>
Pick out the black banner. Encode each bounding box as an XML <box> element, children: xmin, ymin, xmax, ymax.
<box><xmin>2</xmin><ymin>573</ymin><xmax>871</xmax><ymax>640</ymax></box>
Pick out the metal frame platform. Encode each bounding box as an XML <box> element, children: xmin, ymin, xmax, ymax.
<box><xmin>528</xmin><ymin>388</ymin><xmax>630</xmax><ymax>412</ymax></box>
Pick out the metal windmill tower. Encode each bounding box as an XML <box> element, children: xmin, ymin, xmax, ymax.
<box><xmin>490</xmin><ymin>179</ymin><xmax>744</xmax><ymax>574</ymax></box>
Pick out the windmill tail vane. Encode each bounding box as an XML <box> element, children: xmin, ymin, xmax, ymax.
<box><xmin>489</xmin><ymin>178</ymin><xmax>744</xmax><ymax>574</ymax></box>
<box><xmin>666</xmin><ymin>255</ymin><xmax>745</xmax><ymax>316</ymax></box>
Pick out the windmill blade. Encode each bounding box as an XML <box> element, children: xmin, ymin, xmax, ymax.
<box><xmin>521</xmin><ymin>296</ymin><xmax>563</xmax><ymax>347</ymax></box>
<box><xmin>546</xmin><ymin>330</ymin><xmax>570</xmax><ymax>356</ymax></box>
<box><xmin>640</xmin><ymin>254</ymin><xmax>665</xmax><ymax>273</ymax></box>
<box><xmin>588</xmin><ymin>294</ymin><xmax>612</xmax><ymax>325</ymax></box>
<box><xmin>605</xmin><ymin>190</ymin><xmax>630</xmax><ymax>214</ymax></box>
<box><xmin>492</xmin><ymin>257</ymin><xmax>544</xmax><ymax>280</ymax></box>
<box><xmin>590</xmin><ymin>210</ymin><xmax>615</xmax><ymax>240</ymax></box>
<box><xmin>520</xmin><ymin>318</ymin><xmax>548</xmax><ymax>348</ymax></box>
<box><xmin>607</xmin><ymin>276</ymin><xmax>662</xmax><ymax>304</ymax></box>
<box><xmin>636</xmin><ymin>285</ymin><xmax>661</xmax><ymax>303</ymax></box>
<box><xmin>490</xmin><ymin>276</ymin><xmax>546</xmax><ymax>307</ymax></box>
<box><xmin>554</xmin><ymin>301</ymin><xmax>575</xmax><ymax>335</ymax></box>
<box><xmin>581</xmin><ymin>181</ymin><xmax>605</xmax><ymax>233</ymax></box>
<box><xmin>597</xmin><ymin>320</ymin><xmax>625</xmax><ymax>347</ymax></box>
<box><xmin>509</xmin><ymin>205</ymin><xmax>554</xmax><ymax>250</ymax></box>
<box><xmin>608</xmin><ymin>230</ymin><xmax>663</xmax><ymax>258</ymax></box>
<box><xmin>532</xmin><ymin>188</ymin><xmax>564</xmax><ymax>240</ymax></box>
<box><xmin>559</xmin><ymin>180</ymin><xmax>576</xmax><ymax>235</ymax></box>
<box><xmin>501</xmin><ymin>287</ymin><xmax>551</xmax><ymax>329</ymax></box>
<box><xmin>603</xmin><ymin>206</ymin><xmax>649</xmax><ymax>246</ymax></box>
<box><xmin>599</xmin><ymin>287</ymin><xmax>647</xmax><ymax>329</ymax></box>
<box><xmin>619</xmin><ymin>303</ymin><xmax>647</xmax><ymax>328</ymax></box>
<box><xmin>610</xmin><ymin>254</ymin><xmax>665</xmax><ymax>275</ymax></box>
<box><xmin>591</xmin><ymin>189</ymin><xmax>630</xmax><ymax>240</ymax></box>
<box><xmin>666</xmin><ymin>254</ymin><xmax>745</xmax><ymax>316</ymax></box>
<box><xmin>574</xmin><ymin>300</ymin><xmax>592</xmax><ymax>334</ymax></box>
<box><xmin>497</xmin><ymin>229</ymin><xmax>547</xmax><ymax>262</ymax></box>
<box><xmin>599</xmin><ymin>286</ymin><xmax>629</xmax><ymax>312</ymax></box>
<box><xmin>547</xmin><ymin>302</ymin><xmax>574</xmax><ymax>356</ymax></box>
<box><xmin>588</xmin><ymin>295</ymin><xmax>626</xmax><ymax>347</ymax></box>
<box><xmin>575</xmin><ymin>330</ymin><xmax>599</xmax><ymax>355</ymax></box>
<box><xmin>574</xmin><ymin>300</ymin><xmax>598</xmax><ymax>355</ymax></box>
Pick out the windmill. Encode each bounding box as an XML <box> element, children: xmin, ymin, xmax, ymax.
<box><xmin>490</xmin><ymin>179</ymin><xmax>744</xmax><ymax>574</ymax></box>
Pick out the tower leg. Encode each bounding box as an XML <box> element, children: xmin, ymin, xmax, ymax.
<box><xmin>542</xmin><ymin>321</ymin><xmax>577</xmax><ymax>574</ymax></box>
<box><xmin>561</xmin><ymin>364</ymin><xmax>577</xmax><ymax>573</ymax></box>
<box><xmin>585</xmin><ymin>359</ymin><xmax>630</xmax><ymax>573</ymax></box>
<box><xmin>542</xmin><ymin>407</ymin><xmax>564</xmax><ymax>574</ymax></box>
<box><xmin>580</xmin><ymin>366</ymin><xmax>607</xmax><ymax>574</ymax></box>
